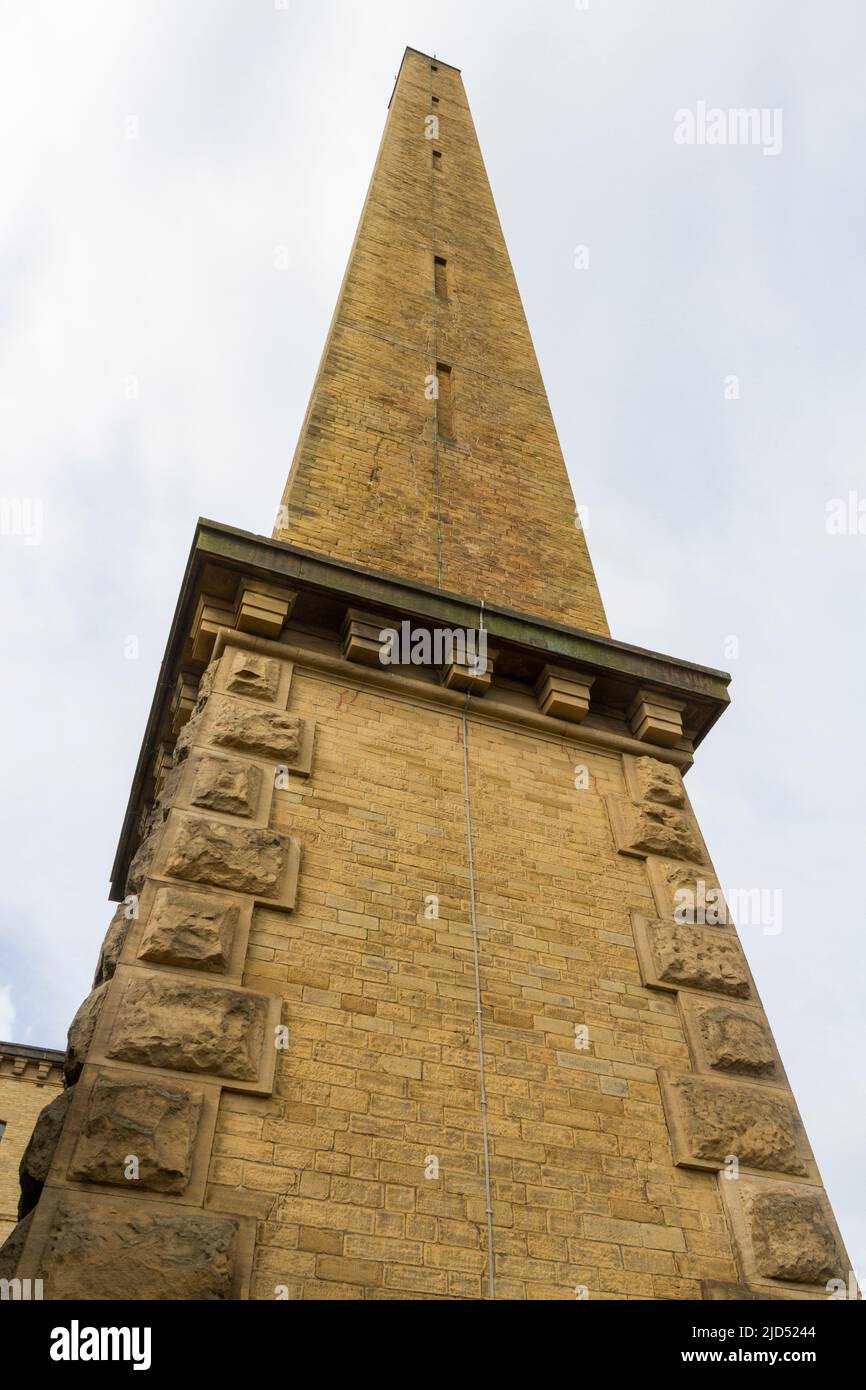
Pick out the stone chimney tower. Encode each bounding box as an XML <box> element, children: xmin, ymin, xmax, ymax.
<box><xmin>3</xmin><ymin>48</ymin><xmax>852</xmax><ymax>1302</ymax></box>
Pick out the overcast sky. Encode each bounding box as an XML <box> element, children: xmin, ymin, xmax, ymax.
<box><xmin>1</xmin><ymin>0</ymin><xmax>863</xmax><ymax>1279</ymax></box>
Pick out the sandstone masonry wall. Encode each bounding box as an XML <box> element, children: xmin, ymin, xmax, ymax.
<box><xmin>274</xmin><ymin>50</ymin><xmax>609</xmax><ymax>635</ymax></box>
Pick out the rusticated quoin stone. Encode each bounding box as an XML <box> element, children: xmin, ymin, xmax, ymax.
<box><xmin>138</xmin><ymin>886</ymin><xmax>239</xmax><ymax>972</ymax></box>
<box><xmin>155</xmin><ymin>759</ymin><xmax>184</xmax><ymax>814</ymax></box>
<box><xmin>225</xmin><ymin>650</ymin><xmax>281</xmax><ymax>701</ymax></box>
<box><xmin>196</xmin><ymin>656</ymin><xmax>219</xmax><ymax>709</ymax></box>
<box><xmin>209</xmin><ymin>695</ymin><xmax>302</xmax><ymax>762</ymax></box>
<box><xmin>171</xmin><ymin>661</ymin><xmax>217</xmax><ymax>763</ymax></box>
<box><xmin>660</xmin><ymin>860</ymin><xmax>726</xmax><ymax>924</ymax></box>
<box><xmin>163</xmin><ymin>817</ymin><xmax>286</xmax><ymax>896</ymax></box>
<box><xmin>174</xmin><ymin>710</ymin><xmax>202</xmax><ymax>764</ymax></box>
<box><xmin>747</xmin><ymin>1191</ymin><xmax>841</xmax><ymax>1283</ymax></box>
<box><xmin>697</xmin><ymin>1004</ymin><xmax>777</xmax><ymax>1078</ymax></box>
<box><xmin>65</xmin><ymin>981</ymin><xmax>111</xmax><ymax>1085</ymax></box>
<box><xmin>93</xmin><ymin>903</ymin><xmax>132</xmax><ymax>986</ymax></box>
<box><xmin>632</xmin><ymin>756</ymin><xmax>685</xmax><ymax>807</ymax></box>
<box><xmin>126</xmin><ymin>824</ymin><xmax>163</xmax><ymax>896</ymax></box>
<box><xmin>18</xmin><ymin>1087</ymin><xmax>75</xmax><ymax>1218</ymax></box>
<box><xmin>651</xmin><ymin>922</ymin><xmax>750</xmax><ymax>998</ymax></box>
<box><xmin>189</xmin><ymin>754</ymin><xmax>262</xmax><ymax>818</ymax></box>
<box><xmin>107</xmin><ymin>975</ymin><xmax>267</xmax><ymax>1080</ymax></box>
<box><xmin>667</xmin><ymin>1075</ymin><xmax>805</xmax><ymax>1174</ymax></box>
<box><xmin>620</xmin><ymin>802</ymin><xmax>702</xmax><ymax>861</ymax></box>
<box><xmin>38</xmin><ymin>1201</ymin><xmax>239</xmax><ymax>1300</ymax></box>
<box><xmin>68</xmin><ymin>1075</ymin><xmax>202</xmax><ymax>1194</ymax></box>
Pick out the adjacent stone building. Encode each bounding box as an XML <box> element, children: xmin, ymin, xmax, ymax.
<box><xmin>0</xmin><ymin>47</ymin><xmax>854</xmax><ymax>1300</ymax></box>
<box><xmin>0</xmin><ymin>1043</ymin><xmax>64</xmax><ymax>1245</ymax></box>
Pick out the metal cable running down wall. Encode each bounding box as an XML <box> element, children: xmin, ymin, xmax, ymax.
<box><xmin>460</xmin><ymin>689</ymin><xmax>496</xmax><ymax>1300</ymax></box>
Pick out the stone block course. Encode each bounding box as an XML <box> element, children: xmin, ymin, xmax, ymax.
<box><xmin>138</xmin><ymin>887</ymin><xmax>239</xmax><ymax>972</ymax></box>
<box><xmin>209</xmin><ymin>696</ymin><xmax>302</xmax><ymax>764</ymax></box>
<box><xmin>34</xmin><ymin>1198</ymin><xmax>241</xmax><ymax>1300</ymax></box>
<box><xmin>225</xmin><ymin>651</ymin><xmax>282</xmax><ymax>702</ymax></box>
<box><xmin>635</xmin><ymin>917</ymin><xmax>751</xmax><ymax>998</ymax></box>
<box><xmin>68</xmin><ymin>1075</ymin><xmax>203</xmax><ymax>1194</ymax></box>
<box><xmin>162</xmin><ymin>816</ymin><xmax>290</xmax><ymax>899</ymax></box>
<box><xmin>189</xmin><ymin>755</ymin><xmax>262</xmax><ymax>818</ymax></box>
<box><xmin>107</xmin><ymin>974</ymin><xmax>269</xmax><ymax>1083</ymax></box>
<box><xmin>660</xmin><ymin>1072</ymin><xmax>809</xmax><ymax>1176</ymax></box>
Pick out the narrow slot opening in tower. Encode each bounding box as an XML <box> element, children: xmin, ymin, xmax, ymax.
<box><xmin>436</xmin><ymin>363</ymin><xmax>453</xmax><ymax>437</ymax></box>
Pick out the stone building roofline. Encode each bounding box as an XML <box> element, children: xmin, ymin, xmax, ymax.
<box><xmin>0</xmin><ymin>1040</ymin><xmax>65</xmax><ymax>1084</ymax></box>
<box><xmin>0</xmin><ymin>1041</ymin><xmax>64</xmax><ymax>1066</ymax></box>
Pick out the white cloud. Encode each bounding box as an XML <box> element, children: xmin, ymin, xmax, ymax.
<box><xmin>0</xmin><ymin>985</ymin><xmax>16</xmax><ymax>1041</ymax></box>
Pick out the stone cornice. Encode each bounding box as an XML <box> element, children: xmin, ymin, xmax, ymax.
<box><xmin>0</xmin><ymin>1040</ymin><xmax>65</xmax><ymax>1085</ymax></box>
<box><xmin>197</xmin><ymin>521</ymin><xmax>731</xmax><ymax>698</ymax></box>
<box><xmin>108</xmin><ymin>518</ymin><xmax>731</xmax><ymax>901</ymax></box>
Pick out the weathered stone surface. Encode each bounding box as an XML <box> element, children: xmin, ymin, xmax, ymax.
<box><xmin>0</xmin><ymin>1210</ymin><xmax>33</xmax><ymax>1280</ymax></box>
<box><xmin>209</xmin><ymin>695</ymin><xmax>302</xmax><ymax>762</ymax></box>
<box><xmin>667</xmin><ymin>1075</ymin><xmax>805</xmax><ymax>1174</ymax></box>
<box><xmin>126</xmin><ymin>824</ymin><xmax>163</xmax><ymax>896</ymax></box>
<box><xmin>225</xmin><ymin>650</ymin><xmax>281</xmax><ymax>702</ymax></box>
<box><xmin>196</xmin><ymin>655</ymin><xmax>219</xmax><ymax>710</ymax></box>
<box><xmin>93</xmin><ymin>904</ymin><xmax>131</xmax><ymax>986</ymax></box>
<box><xmin>651</xmin><ymin>922</ymin><xmax>750</xmax><ymax>998</ymax></box>
<box><xmin>156</xmin><ymin>760</ymin><xmax>184</xmax><ymax>813</ymax></box>
<box><xmin>190</xmin><ymin>754</ymin><xmax>262</xmax><ymax>818</ymax></box>
<box><xmin>170</xmin><ymin>672</ymin><xmax>199</xmax><ymax>735</ymax></box>
<box><xmin>697</xmin><ymin>1004</ymin><xmax>777</xmax><ymax>1078</ymax></box>
<box><xmin>128</xmin><ymin>766</ymin><xmax>187</xmax><ymax>894</ymax></box>
<box><xmin>107</xmin><ymin>975</ymin><xmax>267</xmax><ymax>1081</ymax></box>
<box><xmin>69</xmin><ymin>1076</ymin><xmax>202</xmax><ymax>1194</ymax></box>
<box><xmin>234</xmin><ymin>582</ymin><xmax>296</xmax><ymax>638</ymax></box>
<box><xmin>163</xmin><ymin>817</ymin><xmax>286</xmax><ymax>896</ymax></box>
<box><xmin>18</xmin><ymin>1088</ymin><xmax>75</xmax><ymax>1218</ymax></box>
<box><xmin>172</xmin><ymin>661</ymin><xmax>218</xmax><ymax>763</ymax></box>
<box><xmin>620</xmin><ymin>801</ymin><xmax>703</xmax><ymax>861</ymax></box>
<box><xmin>628</xmin><ymin>690</ymin><xmax>685</xmax><ymax>747</ymax></box>
<box><xmin>138</xmin><ymin>886</ymin><xmax>239</xmax><ymax>972</ymax></box>
<box><xmin>174</xmin><ymin>709</ymin><xmax>202</xmax><ymax>764</ymax></box>
<box><xmin>38</xmin><ymin>1201</ymin><xmax>239</xmax><ymax>1300</ymax></box>
<box><xmin>534</xmin><ymin>666</ymin><xmax>592</xmax><ymax>722</ymax></box>
<box><xmin>656</xmin><ymin>859</ymin><xmax>726</xmax><ymax>924</ymax></box>
<box><xmin>65</xmin><ymin>982</ymin><xmax>111</xmax><ymax>1085</ymax></box>
<box><xmin>747</xmin><ymin>1191</ymin><xmax>841</xmax><ymax>1283</ymax></box>
<box><xmin>632</xmin><ymin>756</ymin><xmax>685</xmax><ymax>807</ymax></box>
